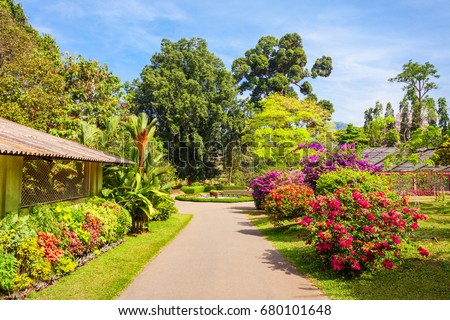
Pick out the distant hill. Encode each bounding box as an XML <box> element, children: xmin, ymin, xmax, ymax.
<box><xmin>333</xmin><ymin>121</ymin><xmax>348</xmax><ymax>130</ymax></box>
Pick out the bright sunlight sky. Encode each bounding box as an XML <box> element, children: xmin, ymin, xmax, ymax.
<box><xmin>20</xmin><ymin>0</ymin><xmax>450</xmax><ymax>126</ymax></box>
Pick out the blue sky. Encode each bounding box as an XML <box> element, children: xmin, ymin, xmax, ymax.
<box><xmin>20</xmin><ymin>0</ymin><xmax>450</xmax><ymax>126</ymax></box>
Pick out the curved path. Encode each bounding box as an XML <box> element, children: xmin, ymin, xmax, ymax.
<box><xmin>118</xmin><ymin>201</ymin><xmax>327</xmax><ymax>300</ymax></box>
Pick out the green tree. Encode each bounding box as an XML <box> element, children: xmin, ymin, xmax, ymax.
<box><xmin>130</xmin><ymin>38</ymin><xmax>238</xmax><ymax>183</ymax></box>
<box><xmin>336</xmin><ymin>124</ymin><xmax>369</xmax><ymax>147</ymax></box>
<box><xmin>0</xmin><ymin>5</ymin><xmax>68</xmax><ymax>133</ymax></box>
<box><xmin>366</xmin><ymin>116</ymin><xmax>398</xmax><ymax>147</ymax></box>
<box><xmin>437</xmin><ymin>97</ymin><xmax>449</xmax><ymax>134</ymax></box>
<box><xmin>60</xmin><ymin>54</ymin><xmax>129</xmax><ymax>132</ymax></box>
<box><xmin>385</xmin><ymin>102</ymin><xmax>395</xmax><ymax>130</ymax></box>
<box><xmin>389</xmin><ymin>60</ymin><xmax>439</xmax><ymax>131</ymax></box>
<box><xmin>425</xmin><ymin>98</ymin><xmax>438</xmax><ymax>127</ymax></box>
<box><xmin>399</xmin><ymin>97</ymin><xmax>411</xmax><ymax>142</ymax></box>
<box><xmin>0</xmin><ymin>2</ymin><xmax>127</xmax><ymax>138</ymax></box>
<box><xmin>243</xmin><ymin>93</ymin><xmax>330</xmax><ymax>168</ymax></box>
<box><xmin>232</xmin><ymin>33</ymin><xmax>332</xmax><ymax>109</ymax></box>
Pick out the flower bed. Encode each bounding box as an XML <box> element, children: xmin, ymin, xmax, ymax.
<box><xmin>0</xmin><ymin>197</ymin><xmax>131</xmax><ymax>298</ymax></box>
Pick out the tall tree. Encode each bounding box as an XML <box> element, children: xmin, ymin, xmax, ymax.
<box><xmin>373</xmin><ymin>101</ymin><xmax>383</xmax><ymax>118</ymax></box>
<box><xmin>0</xmin><ymin>2</ymin><xmax>128</xmax><ymax>138</ymax></box>
<box><xmin>389</xmin><ymin>60</ymin><xmax>440</xmax><ymax>130</ymax></box>
<box><xmin>60</xmin><ymin>54</ymin><xmax>128</xmax><ymax>132</ymax></box>
<box><xmin>131</xmin><ymin>38</ymin><xmax>239</xmax><ymax>183</ymax></box>
<box><xmin>0</xmin><ymin>4</ymin><xmax>67</xmax><ymax>133</ymax></box>
<box><xmin>425</xmin><ymin>97</ymin><xmax>437</xmax><ymax>127</ymax></box>
<box><xmin>437</xmin><ymin>97</ymin><xmax>449</xmax><ymax>134</ymax></box>
<box><xmin>232</xmin><ymin>33</ymin><xmax>332</xmax><ymax>109</ymax></box>
<box><xmin>385</xmin><ymin>102</ymin><xmax>395</xmax><ymax>130</ymax></box>
<box><xmin>399</xmin><ymin>97</ymin><xmax>411</xmax><ymax>142</ymax></box>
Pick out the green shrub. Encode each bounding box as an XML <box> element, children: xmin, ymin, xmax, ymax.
<box><xmin>315</xmin><ymin>168</ymin><xmax>393</xmax><ymax>196</ymax></box>
<box><xmin>203</xmin><ymin>185</ymin><xmax>247</xmax><ymax>192</ymax></box>
<box><xmin>181</xmin><ymin>185</ymin><xmax>205</xmax><ymax>194</ymax></box>
<box><xmin>150</xmin><ymin>201</ymin><xmax>178</xmax><ymax>221</ymax></box>
<box><xmin>84</xmin><ymin>197</ymin><xmax>132</xmax><ymax>245</ymax></box>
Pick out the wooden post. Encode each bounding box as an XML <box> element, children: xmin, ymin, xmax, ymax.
<box><xmin>87</xmin><ymin>162</ymin><xmax>103</xmax><ymax>196</ymax></box>
<box><xmin>0</xmin><ymin>155</ymin><xmax>23</xmax><ymax>218</ymax></box>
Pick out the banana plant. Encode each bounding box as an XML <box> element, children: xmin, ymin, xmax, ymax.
<box><xmin>102</xmin><ymin>113</ymin><xmax>175</xmax><ymax>233</ymax></box>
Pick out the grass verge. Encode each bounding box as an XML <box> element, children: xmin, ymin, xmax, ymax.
<box><xmin>175</xmin><ymin>195</ymin><xmax>254</xmax><ymax>203</ymax></box>
<box><xmin>27</xmin><ymin>213</ymin><xmax>193</xmax><ymax>300</ymax></box>
<box><xmin>247</xmin><ymin>206</ymin><xmax>450</xmax><ymax>300</ymax></box>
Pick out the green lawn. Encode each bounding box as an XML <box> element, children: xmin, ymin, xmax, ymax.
<box><xmin>27</xmin><ymin>213</ymin><xmax>192</xmax><ymax>300</ymax></box>
<box><xmin>247</xmin><ymin>202</ymin><xmax>450</xmax><ymax>300</ymax></box>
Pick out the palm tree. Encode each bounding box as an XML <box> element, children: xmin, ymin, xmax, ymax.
<box><xmin>125</xmin><ymin>113</ymin><xmax>157</xmax><ymax>173</ymax></box>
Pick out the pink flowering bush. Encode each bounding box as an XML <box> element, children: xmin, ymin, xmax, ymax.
<box><xmin>250</xmin><ymin>170</ymin><xmax>305</xmax><ymax>209</ymax></box>
<box><xmin>264</xmin><ymin>184</ymin><xmax>314</xmax><ymax>226</ymax></box>
<box><xmin>297</xmin><ymin>186</ymin><xmax>429</xmax><ymax>275</ymax></box>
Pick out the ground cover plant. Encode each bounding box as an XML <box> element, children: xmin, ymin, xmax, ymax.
<box><xmin>0</xmin><ymin>198</ymin><xmax>131</xmax><ymax>299</ymax></box>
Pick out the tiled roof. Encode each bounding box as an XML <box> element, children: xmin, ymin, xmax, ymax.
<box><xmin>0</xmin><ymin>117</ymin><xmax>133</xmax><ymax>164</ymax></box>
<box><xmin>363</xmin><ymin>147</ymin><xmax>450</xmax><ymax>173</ymax></box>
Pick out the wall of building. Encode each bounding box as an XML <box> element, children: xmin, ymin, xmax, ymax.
<box><xmin>0</xmin><ymin>157</ymin><xmax>104</xmax><ymax>218</ymax></box>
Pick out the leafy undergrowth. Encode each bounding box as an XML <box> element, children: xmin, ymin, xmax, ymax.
<box><xmin>247</xmin><ymin>209</ymin><xmax>450</xmax><ymax>300</ymax></box>
<box><xmin>27</xmin><ymin>213</ymin><xmax>192</xmax><ymax>300</ymax></box>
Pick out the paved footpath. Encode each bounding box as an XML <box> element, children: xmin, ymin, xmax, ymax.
<box><xmin>118</xmin><ymin>201</ymin><xmax>327</xmax><ymax>300</ymax></box>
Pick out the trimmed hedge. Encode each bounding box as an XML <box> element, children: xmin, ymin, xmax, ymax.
<box><xmin>180</xmin><ymin>186</ymin><xmax>205</xmax><ymax>194</ymax></box>
<box><xmin>175</xmin><ymin>195</ymin><xmax>254</xmax><ymax>203</ymax></box>
<box><xmin>181</xmin><ymin>185</ymin><xmax>247</xmax><ymax>194</ymax></box>
<box><xmin>203</xmin><ymin>185</ymin><xmax>247</xmax><ymax>192</ymax></box>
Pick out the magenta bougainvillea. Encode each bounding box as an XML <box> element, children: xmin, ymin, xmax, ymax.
<box><xmin>297</xmin><ymin>187</ymin><xmax>429</xmax><ymax>275</ymax></box>
<box><xmin>250</xmin><ymin>170</ymin><xmax>305</xmax><ymax>209</ymax></box>
<box><xmin>297</xmin><ymin>143</ymin><xmax>383</xmax><ymax>189</ymax></box>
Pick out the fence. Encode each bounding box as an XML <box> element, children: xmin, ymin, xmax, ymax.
<box><xmin>21</xmin><ymin>157</ymin><xmax>90</xmax><ymax>207</ymax></box>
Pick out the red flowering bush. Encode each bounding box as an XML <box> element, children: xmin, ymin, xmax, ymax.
<box><xmin>264</xmin><ymin>184</ymin><xmax>314</xmax><ymax>226</ymax></box>
<box><xmin>297</xmin><ymin>187</ymin><xmax>429</xmax><ymax>275</ymax></box>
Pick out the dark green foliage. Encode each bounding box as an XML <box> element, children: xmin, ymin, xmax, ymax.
<box><xmin>131</xmin><ymin>38</ymin><xmax>239</xmax><ymax>183</ymax></box>
<box><xmin>438</xmin><ymin>97</ymin><xmax>449</xmax><ymax>134</ymax></box>
<box><xmin>232</xmin><ymin>33</ymin><xmax>333</xmax><ymax>109</ymax></box>
<box><xmin>336</xmin><ymin>124</ymin><xmax>369</xmax><ymax>147</ymax></box>
<box><xmin>203</xmin><ymin>185</ymin><xmax>247</xmax><ymax>192</ymax></box>
<box><xmin>0</xmin><ymin>1</ymin><xmax>128</xmax><ymax>138</ymax></box>
<box><xmin>180</xmin><ymin>186</ymin><xmax>205</xmax><ymax>194</ymax></box>
<box><xmin>175</xmin><ymin>195</ymin><xmax>253</xmax><ymax>203</ymax></box>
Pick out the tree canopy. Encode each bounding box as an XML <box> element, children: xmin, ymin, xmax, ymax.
<box><xmin>232</xmin><ymin>33</ymin><xmax>333</xmax><ymax>110</ymax></box>
<box><xmin>0</xmin><ymin>1</ymin><xmax>128</xmax><ymax>138</ymax></box>
<box><xmin>130</xmin><ymin>38</ymin><xmax>240</xmax><ymax>183</ymax></box>
<box><xmin>243</xmin><ymin>93</ymin><xmax>330</xmax><ymax>168</ymax></box>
